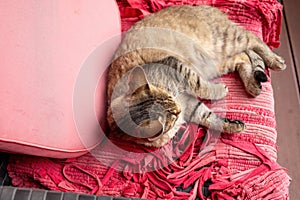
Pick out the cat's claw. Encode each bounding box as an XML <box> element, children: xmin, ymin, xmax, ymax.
<box><xmin>223</xmin><ymin>119</ymin><xmax>246</xmax><ymax>133</ymax></box>
<box><xmin>268</xmin><ymin>54</ymin><xmax>286</xmax><ymax>71</ymax></box>
<box><xmin>246</xmin><ymin>82</ymin><xmax>262</xmax><ymax>97</ymax></box>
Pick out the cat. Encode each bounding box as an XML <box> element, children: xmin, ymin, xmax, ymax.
<box><xmin>106</xmin><ymin>5</ymin><xmax>286</xmax><ymax>147</ymax></box>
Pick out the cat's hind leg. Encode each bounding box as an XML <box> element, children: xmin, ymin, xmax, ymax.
<box><xmin>180</xmin><ymin>93</ymin><xmax>246</xmax><ymax>133</ymax></box>
<box><xmin>249</xmin><ymin>36</ymin><xmax>286</xmax><ymax>71</ymax></box>
<box><xmin>219</xmin><ymin>51</ymin><xmax>267</xmax><ymax>97</ymax></box>
<box><xmin>246</xmin><ymin>50</ymin><xmax>268</xmax><ymax>83</ymax></box>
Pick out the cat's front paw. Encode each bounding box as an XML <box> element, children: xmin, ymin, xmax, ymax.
<box><xmin>223</xmin><ymin>119</ymin><xmax>246</xmax><ymax>133</ymax></box>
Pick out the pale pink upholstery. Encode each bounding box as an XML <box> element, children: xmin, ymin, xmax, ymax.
<box><xmin>0</xmin><ymin>0</ymin><xmax>121</xmax><ymax>158</ymax></box>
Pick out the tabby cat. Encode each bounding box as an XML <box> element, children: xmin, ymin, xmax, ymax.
<box><xmin>106</xmin><ymin>5</ymin><xmax>286</xmax><ymax>147</ymax></box>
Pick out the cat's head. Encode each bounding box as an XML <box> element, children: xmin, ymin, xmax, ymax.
<box><xmin>110</xmin><ymin>66</ymin><xmax>181</xmax><ymax>145</ymax></box>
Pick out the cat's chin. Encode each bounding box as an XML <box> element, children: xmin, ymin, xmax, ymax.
<box><xmin>147</xmin><ymin>132</ymin><xmax>164</xmax><ymax>141</ymax></box>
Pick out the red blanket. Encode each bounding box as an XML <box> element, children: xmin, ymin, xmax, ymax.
<box><xmin>8</xmin><ymin>0</ymin><xmax>291</xmax><ymax>199</ymax></box>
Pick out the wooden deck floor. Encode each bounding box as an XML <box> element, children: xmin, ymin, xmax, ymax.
<box><xmin>272</xmin><ymin>0</ymin><xmax>300</xmax><ymax>199</ymax></box>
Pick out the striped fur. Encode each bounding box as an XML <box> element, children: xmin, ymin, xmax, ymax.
<box><xmin>107</xmin><ymin>5</ymin><xmax>285</xmax><ymax>147</ymax></box>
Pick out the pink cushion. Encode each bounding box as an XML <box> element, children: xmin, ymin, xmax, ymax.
<box><xmin>0</xmin><ymin>0</ymin><xmax>121</xmax><ymax>158</ymax></box>
<box><xmin>7</xmin><ymin>1</ymin><xmax>290</xmax><ymax>199</ymax></box>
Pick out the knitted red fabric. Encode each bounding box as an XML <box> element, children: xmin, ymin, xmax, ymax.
<box><xmin>7</xmin><ymin>0</ymin><xmax>291</xmax><ymax>199</ymax></box>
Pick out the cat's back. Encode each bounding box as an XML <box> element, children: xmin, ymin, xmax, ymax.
<box><xmin>114</xmin><ymin>5</ymin><xmax>233</xmax><ymax>60</ymax></box>
<box><xmin>132</xmin><ymin>5</ymin><xmax>229</xmax><ymax>36</ymax></box>
<box><xmin>108</xmin><ymin>5</ymin><xmax>234</xmax><ymax>102</ymax></box>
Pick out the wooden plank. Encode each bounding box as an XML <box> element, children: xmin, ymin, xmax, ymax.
<box><xmin>272</xmin><ymin>16</ymin><xmax>300</xmax><ymax>199</ymax></box>
<box><xmin>282</xmin><ymin>0</ymin><xmax>300</xmax><ymax>91</ymax></box>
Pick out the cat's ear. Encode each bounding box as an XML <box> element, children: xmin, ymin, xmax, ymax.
<box><xmin>128</xmin><ymin>66</ymin><xmax>150</xmax><ymax>93</ymax></box>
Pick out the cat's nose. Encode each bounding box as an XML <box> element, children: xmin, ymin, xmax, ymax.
<box><xmin>173</xmin><ymin>105</ymin><xmax>181</xmax><ymax>114</ymax></box>
<box><xmin>173</xmin><ymin>109</ymin><xmax>181</xmax><ymax>115</ymax></box>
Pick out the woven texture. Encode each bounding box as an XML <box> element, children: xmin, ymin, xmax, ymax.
<box><xmin>7</xmin><ymin>0</ymin><xmax>291</xmax><ymax>199</ymax></box>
